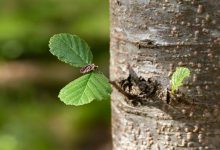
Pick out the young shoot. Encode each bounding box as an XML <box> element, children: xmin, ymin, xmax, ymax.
<box><xmin>171</xmin><ymin>67</ymin><xmax>190</xmax><ymax>94</ymax></box>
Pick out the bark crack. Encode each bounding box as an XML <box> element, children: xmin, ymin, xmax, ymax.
<box><xmin>111</xmin><ymin>34</ymin><xmax>220</xmax><ymax>49</ymax></box>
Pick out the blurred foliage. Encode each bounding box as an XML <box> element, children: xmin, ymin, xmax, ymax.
<box><xmin>0</xmin><ymin>0</ymin><xmax>111</xmax><ymax>150</ymax></box>
<box><xmin>0</xmin><ymin>0</ymin><xmax>109</xmax><ymax>60</ymax></box>
<box><xmin>0</xmin><ymin>86</ymin><xmax>111</xmax><ymax>150</ymax></box>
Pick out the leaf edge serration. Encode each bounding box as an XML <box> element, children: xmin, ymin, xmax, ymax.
<box><xmin>48</xmin><ymin>33</ymin><xmax>93</xmax><ymax>67</ymax></box>
<box><xmin>58</xmin><ymin>72</ymin><xmax>112</xmax><ymax>106</ymax></box>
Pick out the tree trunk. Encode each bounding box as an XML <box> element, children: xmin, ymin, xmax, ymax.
<box><xmin>110</xmin><ymin>0</ymin><xmax>220</xmax><ymax>149</ymax></box>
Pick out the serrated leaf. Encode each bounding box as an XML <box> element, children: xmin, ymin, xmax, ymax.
<box><xmin>59</xmin><ymin>72</ymin><xmax>112</xmax><ymax>106</ymax></box>
<box><xmin>171</xmin><ymin>67</ymin><xmax>190</xmax><ymax>93</ymax></box>
<box><xmin>49</xmin><ymin>33</ymin><xmax>93</xmax><ymax>67</ymax></box>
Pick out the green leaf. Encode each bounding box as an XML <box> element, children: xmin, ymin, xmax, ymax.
<box><xmin>59</xmin><ymin>72</ymin><xmax>112</xmax><ymax>106</ymax></box>
<box><xmin>171</xmin><ymin>67</ymin><xmax>190</xmax><ymax>94</ymax></box>
<box><xmin>49</xmin><ymin>33</ymin><xmax>93</xmax><ymax>67</ymax></box>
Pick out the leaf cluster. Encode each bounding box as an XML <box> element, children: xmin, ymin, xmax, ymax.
<box><xmin>49</xmin><ymin>33</ymin><xmax>112</xmax><ymax>106</ymax></box>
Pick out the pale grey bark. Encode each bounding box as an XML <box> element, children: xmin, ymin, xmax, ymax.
<box><xmin>110</xmin><ymin>0</ymin><xmax>220</xmax><ymax>149</ymax></box>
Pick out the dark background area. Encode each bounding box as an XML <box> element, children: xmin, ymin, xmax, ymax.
<box><xmin>0</xmin><ymin>0</ymin><xmax>111</xmax><ymax>150</ymax></box>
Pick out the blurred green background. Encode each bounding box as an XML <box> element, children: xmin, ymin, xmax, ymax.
<box><xmin>0</xmin><ymin>0</ymin><xmax>111</xmax><ymax>150</ymax></box>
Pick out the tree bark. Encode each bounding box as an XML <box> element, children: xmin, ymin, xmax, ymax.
<box><xmin>110</xmin><ymin>0</ymin><xmax>220</xmax><ymax>149</ymax></box>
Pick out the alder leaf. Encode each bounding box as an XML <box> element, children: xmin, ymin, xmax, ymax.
<box><xmin>49</xmin><ymin>33</ymin><xmax>93</xmax><ymax>67</ymax></box>
<box><xmin>59</xmin><ymin>72</ymin><xmax>112</xmax><ymax>106</ymax></box>
<box><xmin>171</xmin><ymin>67</ymin><xmax>190</xmax><ymax>94</ymax></box>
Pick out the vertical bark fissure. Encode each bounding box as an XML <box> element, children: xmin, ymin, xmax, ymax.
<box><xmin>110</xmin><ymin>0</ymin><xmax>220</xmax><ymax>149</ymax></box>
